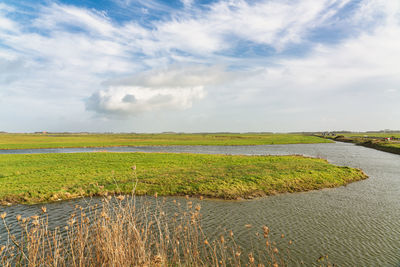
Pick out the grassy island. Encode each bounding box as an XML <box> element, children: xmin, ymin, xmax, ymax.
<box><xmin>0</xmin><ymin>152</ymin><xmax>367</xmax><ymax>204</ymax></box>
<box><xmin>0</xmin><ymin>133</ymin><xmax>332</xmax><ymax>149</ymax></box>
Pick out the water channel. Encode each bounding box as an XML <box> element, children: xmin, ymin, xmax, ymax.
<box><xmin>1</xmin><ymin>142</ymin><xmax>399</xmax><ymax>266</ymax></box>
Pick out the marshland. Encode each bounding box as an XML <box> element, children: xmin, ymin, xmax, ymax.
<box><xmin>2</xmin><ymin>0</ymin><xmax>399</xmax><ymax>265</ymax></box>
<box><xmin>1</xmin><ymin>133</ymin><xmax>400</xmax><ymax>266</ymax></box>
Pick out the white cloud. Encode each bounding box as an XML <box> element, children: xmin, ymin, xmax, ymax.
<box><xmin>0</xmin><ymin>0</ymin><xmax>400</xmax><ymax>132</ymax></box>
<box><xmin>86</xmin><ymin>85</ymin><xmax>205</xmax><ymax>115</ymax></box>
<box><xmin>86</xmin><ymin>65</ymin><xmax>231</xmax><ymax>116</ymax></box>
<box><xmin>0</xmin><ymin>15</ymin><xmax>17</xmax><ymax>32</ymax></box>
<box><xmin>153</xmin><ymin>0</ymin><xmax>352</xmax><ymax>54</ymax></box>
<box><xmin>108</xmin><ymin>64</ymin><xmax>230</xmax><ymax>87</ymax></box>
<box><xmin>0</xmin><ymin>0</ymin><xmax>358</xmax><ymax>69</ymax></box>
<box><xmin>211</xmin><ymin>3</ymin><xmax>400</xmax><ymax>131</ymax></box>
<box><xmin>181</xmin><ymin>0</ymin><xmax>194</xmax><ymax>8</ymax></box>
<box><xmin>0</xmin><ymin>3</ymin><xmax>144</xmax><ymax>102</ymax></box>
<box><xmin>0</xmin><ymin>4</ymin><xmax>18</xmax><ymax>33</ymax></box>
<box><xmin>272</xmin><ymin>3</ymin><xmax>400</xmax><ymax>92</ymax></box>
<box><xmin>240</xmin><ymin>27</ymin><xmax>400</xmax><ymax>101</ymax></box>
<box><xmin>33</xmin><ymin>4</ymin><xmax>114</xmax><ymax>36</ymax></box>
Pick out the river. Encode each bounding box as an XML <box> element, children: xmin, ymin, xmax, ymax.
<box><xmin>1</xmin><ymin>142</ymin><xmax>399</xmax><ymax>266</ymax></box>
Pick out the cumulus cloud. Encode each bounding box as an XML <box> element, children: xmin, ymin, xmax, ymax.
<box><xmin>106</xmin><ymin>65</ymin><xmax>230</xmax><ymax>87</ymax></box>
<box><xmin>86</xmin><ymin>85</ymin><xmax>205</xmax><ymax>116</ymax></box>
<box><xmin>85</xmin><ymin>65</ymin><xmax>231</xmax><ymax>116</ymax></box>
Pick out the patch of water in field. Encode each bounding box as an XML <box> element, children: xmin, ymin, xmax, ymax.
<box><xmin>1</xmin><ymin>142</ymin><xmax>400</xmax><ymax>266</ymax></box>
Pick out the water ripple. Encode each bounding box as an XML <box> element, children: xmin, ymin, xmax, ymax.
<box><xmin>1</xmin><ymin>142</ymin><xmax>400</xmax><ymax>266</ymax></box>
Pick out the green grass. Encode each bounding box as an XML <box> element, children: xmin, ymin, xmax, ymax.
<box><xmin>381</xmin><ymin>143</ymin><xmax>400</xmax><ymax>148</ymax></box>
<box><xmin>0</xmin><ymin>133</ymin><xmax>332</xmax><ymax>149</ymax></box>
<box><xmin>365</xmin><ymin>141</ymin><xmax>400</xmax><ymax>152</ymax></box>
<box><xmin>334</xmin><ymin>132</ymin><xmax>400</xmax><ymax>138</ymax></box>
<box><xmin>321</xmin><ymin>134</ymin><xmax>400</xmax><ymax>155</ymax></box>
<box><xmin>0</xmin><ymin>152</ymin><xmax>366</xmax><ymax>204</ymax></box>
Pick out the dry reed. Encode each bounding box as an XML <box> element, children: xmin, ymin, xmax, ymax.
<box><xmin>0</xmin><ymin>168</ymin><xmax>334</xmax><ymax>266</ymax></box>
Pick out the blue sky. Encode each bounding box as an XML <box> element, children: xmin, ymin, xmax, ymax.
<box><xmin>0</xmin><ymin>0</ymin><xmax>399</xmax><ymax>132</ymax></box>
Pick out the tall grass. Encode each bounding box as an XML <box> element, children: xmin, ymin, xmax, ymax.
<box><xmin>0</xmin><ymin>195</ymin><xmax>336</xmax><ymax>266</ymax></box>
<box><xmin>0</xmin><ymin>168</ymin><xmax>334</xmax><ymax>266</ymax></box>
<box><xmin>0</xmin><ymin>195</ymin><xmax>298</xmax><ymax>267</ymax></box>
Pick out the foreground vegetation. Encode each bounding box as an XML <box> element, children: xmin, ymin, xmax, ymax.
<box><xmin>0</xmin><ymin>133</ymin><xmax>332</xmax><ymax>149</ymax></box>
<box><xmin>0</xmin><ymin>196</ymin><xmax>336</xmax><ymax>266</ymax></box>
<box><xmin>0</xmin><ymin>152</ymin><xmax>366</xmax><ymax>204</ymax></box>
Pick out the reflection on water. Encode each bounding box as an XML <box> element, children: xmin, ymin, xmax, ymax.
<box><xmin>1</xmin><ymin>142</ymin><xmax>400</xmax><ymax>266</ymax></box>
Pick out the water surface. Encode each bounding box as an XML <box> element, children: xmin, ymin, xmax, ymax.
<box><xmin>1</xmin><ymin>142</ymin><xmax>400</xmax><ymax>266</ymax></box>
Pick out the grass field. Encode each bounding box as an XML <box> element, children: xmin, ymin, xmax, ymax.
<box><xmin>0</xmin><ymin>152</ymin><xmax>366</xmax><ymax>204</ymax></box>
<box><xmin>381</xmin><ymin>143</ymin><xmax>400</xmax><ymax>148</ymax></box>
<box><xmin>0</xmin><ymin>133</ymin><xmax>332</xmax><ymax>149</ymax></box>
<box><xmin>360</xmin><ymin>140</ymin><xmax>400</xmax><ymax>153</ymax></box>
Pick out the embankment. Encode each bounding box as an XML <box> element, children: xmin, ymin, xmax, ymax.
<box><xmin>324</xmin><ymin>135</ymin><xmax>400</xmax><ymax>156</ymax></box>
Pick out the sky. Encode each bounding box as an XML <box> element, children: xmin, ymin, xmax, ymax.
<box><xmin>0</xmin><ymin>0</ymin><xmax>399</xmax><ymax>133</ymax></box>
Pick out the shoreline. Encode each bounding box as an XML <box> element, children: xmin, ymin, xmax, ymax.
<box><xmin>0</xmin><ymin>175</ymin><xmax>368</xmax><ymax>206</ymax></box>
<box><xmin>322</xmin><ymin>136</ymin><xmax>400</xmax><ymax>156</ymax></box>
<box><xmin>0</xmin><ymin>173</ymin><xmax>369</xmax><ymax>206</ymax></box>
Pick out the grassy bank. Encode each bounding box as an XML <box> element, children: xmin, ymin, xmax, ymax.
<box><xmin>0</xmin><ymin>152</ymin><xmax>366</xmax><ymax>204</ymax></box>
<box><xmin>0</xmin><ymin>133</ymin><xmax>332</xmax><ymax>149</ymax></box>
<box><xmin>322</xmin><ymin>135</ymin><xmax>400</xmax><ymax>156</ymax></box>
<box><xmin>331</xmin><ymin>132</ymin><xmax>400</xmax><ymax>138</ymax></box>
